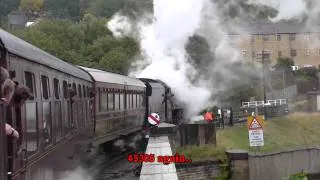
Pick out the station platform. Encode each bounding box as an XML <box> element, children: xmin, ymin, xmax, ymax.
<box><xmin>139</xmin><ymin>136</ymin><xmax>179</xmax><ymax>180</ymax></box>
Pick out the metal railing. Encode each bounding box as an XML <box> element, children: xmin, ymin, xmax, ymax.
<box><xmin>241</xmin><ymin>99</ymin><xmax>287</xmax><ymax>108</ymax></box>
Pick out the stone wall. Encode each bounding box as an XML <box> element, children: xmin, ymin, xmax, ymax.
<box><xmin>227</xmin><ymin>148</ymin><xmax>320</xmax><ymax>180</ymax></box>
<box><xmin>176</xmin><ymin>160</ymin><xmax>221</xmax><ymax>180</ymax></box>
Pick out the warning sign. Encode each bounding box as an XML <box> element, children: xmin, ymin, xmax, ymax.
<box><xmin>249</xmin><ymin>129</ymin><xmax>264</xmax><ymax>146</ymax></box>
<box><xmin>249</xmin><ymin>118</ymin><xmax>262</xmax><ymax>130</ymax></box>
<box><xmin>247</xmin><ymin>116</ymin><xmax>264</xmax><ymax>130</ymax></box>
<box><xmin>247</xmin><ymin>116</ymin><xmax>264</xmax><ymax>147</ymax></box>
<box><xmin>148</xmin><ymin>113</ymin><xmax>160</xmax><ymax>126</ymax></box>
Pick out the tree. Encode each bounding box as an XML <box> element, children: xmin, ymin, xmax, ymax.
<box><xmin>88</xmin><ymin>0</ymin><xmax>126</xmax><ymax>18</ymax></box>
<box><xmin>0</xmin><ymin>0</ymin><xmax>20</xmax><ymax>25</ymax></box>
<box><xmin>271</xmin><ymin>57</ymin><xmax>295</xmax><ymax>89</ymax></box>
<box><xmin>44</xmin><ymin>0</ymin><xmax>82</xmax><ymax>20</ymax></box>
<box><xmin>99</xmin><ymin>47</ymin><xmax>131</xmax><ymax>74</ymax></box>
<box><xmin>274</xmin><ymin>57</ymin><xmax>294</xmax><ymax>70</ymax></box>
<box><xmin>20</xmin><ymin>0</ymin><xmax>44</xmax><ymax>12</ymax></box>
<box><xmin>10</xmin><ymin>14</ymin><xmax>140</xmax><ymax>75</ymax></box>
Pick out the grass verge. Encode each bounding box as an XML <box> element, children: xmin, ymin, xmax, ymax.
<box><xmin>176</xmin><ymin>112</ymin><xmax>320</xmax><ymax>160</ymax></box>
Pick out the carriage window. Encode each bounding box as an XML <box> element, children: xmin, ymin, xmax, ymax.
<box><xmin>114</xmin><ymin>93</ymin><xmax>119</xmax><ymax>110</ymax></box>
<box><xmin>41</xmin><ymin>76</ymin><xmax>50</xmax><ymax>100</ymax></box>
<box><xmin>53</xmin><ymin>78</ymin><xmax>60</xmax><ymax>99</ymax></box>
<box><xmin>100</xmin><ymin>91</ymin><xmax>108</xmax><ymax>112</ymax></box>
<box><xmin>87</xmin><ymin>86</ymin><xmax>90</xmax><ymax>97</ymax></box>
<box><xmin>63</xmin><ymin>81</ymin><xmax>68</xmax><ymax>99</ymax></box>
<box><xmin>136</xmin><ymin>94</ymin><xmax>139</xmax><ymax>108</ymax></box>
<box><xmin>126</xmin><ymin>93</ymin><xmax>130</xmax><ymax>109</ymax></box>
<box><xmin>72</xmin><ymin>83</ymin><xmax>76</xmax><ymax>96</ymax></box>
<box><xmin>133</xmin><ymin>94</ymin><xmax>137</xmax><ymax>108</ymax></box>
<box><xmin>26</xmin><ymin>102</ymin><xmax>38</xmax><ymax>153</ymax></box>
<box><xmin>120</xmin><ymin>93</ymin><xmax>124</xmax><ymax>110</ymax></box>
<box><xmin>24</xmin><ymin>71</ymin><xmax>36</xmax><ymax>100</ymax></box>
<box><xmin>141</xmin><ymin>95</ymin><xmax>145</xmax><ymax>107</ymax></box>
<box><xmin>108</xmin><ymin>92</ymin><xmax>114</xmax><ymax>111</ymax></box>
<box><xmin>83</xmin><ymin>85</ymin><xmax>86</xmax><ymax>98</ymax></box>
<box><xmin>78</xmin><ymin>84</ymin><xmax>82</xmax><ymax>98</ymax></box>
<box><xmin>131</xmin><ymin>93</ymin><xmax>134</xmax><ymax>108</ymax></box>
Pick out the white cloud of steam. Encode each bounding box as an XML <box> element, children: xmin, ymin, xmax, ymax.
<box><xmin>107</xmin><ymin>0</ymin><xmax>250</xmax><ymax>117</ymax></box>
<box><xmin>113</xmin><ymin>139</ymin><xmax>126</xmax><ymax>151</ymax></box>
<box><xmin>133</xmin><ymin>0</ymin><xmax>212</xmax><ymax>116</ymax></box>
<box><xmin>247</xmin><ymin>0</ymin><xmax>307</xmax><ymax>22</ymax></box>
<box><xmin>107</xmin><ymin>13</ymin><xmax>133</xmax><ymax>38</ymax></box>
<box><xmin>59</xmin><ymin>167</ymin><xmax>93</xmax><ymax>180</ymax></box>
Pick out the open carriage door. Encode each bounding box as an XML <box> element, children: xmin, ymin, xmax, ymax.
<box><xmin>0</xmin><ymin>103</ymin><xmax>7</xmax><ymax>180</ymax></box>
<box><xmin>0</xmin><ymin>39</ymin><xmax>8</xmax><ymax>180</ymax></box>
<box><xmin>4</xmin><ymin>51</ymin><xmax>27</xmax><ymax>180</ymax></box>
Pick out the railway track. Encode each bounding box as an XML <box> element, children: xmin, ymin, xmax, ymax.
<box><xmin>95</xmin><ymin>149</ymin><xmax>143</xmax><ymax>180</ymax></box>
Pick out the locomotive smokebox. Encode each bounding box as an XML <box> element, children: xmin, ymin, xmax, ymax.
<box><xmin>179</xmin><ymin>122</ymin><xmax>216</xmax><ymax>146</ymax></box>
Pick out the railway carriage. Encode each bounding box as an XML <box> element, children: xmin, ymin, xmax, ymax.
<box><xmin>78</xmin><ymin>67</ymin><xmax>146</xmax><ymax>147</ymax></box>
<box><xmin>0</xmin><ymin>28</ymin><xmax>180</xmax><ymax>180</ymax></box>
<box><xmin>0</xmin><ymin>29</ymin><xmax>94</xmax><ymax>180</ymax></box>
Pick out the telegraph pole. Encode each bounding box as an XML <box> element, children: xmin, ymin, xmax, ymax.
<box><xmin>262</xmin><ymin>50</ymin><xmax>267</xmax><ymax>120</ymax></box>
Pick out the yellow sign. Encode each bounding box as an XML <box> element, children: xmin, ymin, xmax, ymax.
<box><xmin>247</xmin><ymin>115</ymin><xmax>264</xmax><ymax>129</ymax></box>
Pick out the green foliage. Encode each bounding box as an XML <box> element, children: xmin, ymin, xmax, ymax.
<box><xmin>88</xmin><ymin>0</ymin><xmax>153</xmax><ymax>19</ymax></box>
<box><xmin>88</xmin><ymin>0</ymin><xmax>126</xmax><ymax>18</ymax></box>
<box><xmin>0</xmin><ymin>0</ymin><xmax>20</xmax><ymax>24</ymax></box>
<box><xmin>44</xmin><ymin>0</ymin><xmax>85</xmax><ymax>20</ymax></box>
<box><xmin>270</xmin><ymin>57</ymin><xmax>295</xmax><ymax>89</ymax></box>
<box><xmin>283</xmin><ymin>171</ymin><xmax>308</xmax><ymax>180</ymax></box>
<box><xmin>276</xmin><ymin>57</ymin><xmax>295</xmax><ymax>69</ymax></box>
<box><xmin>20</xmin><ymin>0</ymin><xmax>44</xmax><ymax>12</ymax></box>
<box><xmin>11</xmin><ymin>14</ymin><xmax>139</xmax><ymax>75</ymax></box>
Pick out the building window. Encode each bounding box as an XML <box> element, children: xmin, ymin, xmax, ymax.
<box><xmin>304</xmin><ymin>34</ymin><xmax>310</xmax><ymax>41</ymax></box>
<box><xmin>256</xmin><ymin>52</ymin><xmax>262</xmax><ymax>59</ymax></box>
<box><xmin>305</xmin><ymin>48</ymin><xmax>310</xmax><ymax>56</ymax></box>
<box><xmin>242</xmin><ymin>50</ymin><xmax>247</xmax><ymax>56</ymax></box>
<box><xmin>278</xmin><ymin>51</ymin><xmax>282</xmax><ymax>57</ymax></box>
<box><xmin>263</xmin><ymin>35</ymin><xmax>269</xmax><ymax>41</ymax></box>
<box><xmin>252</xmin><ymin>51</ymin><xmax>255</xmax><ymax>58</ymax></box>
<box><xmin>251</xmin><ymin>36</ymin><xmax>255</xmax><ymax>42</ymax></box>
<box><xmin>289</xmin><ymin>34</ymin><xmax>296</xmax><ymax>41</ymax></box>
<box><xmin>291</xmin><ymin>49</ymin><xmax>297</xmax><ymax>57</ymax></box>
<box><xmin>276</xmin><ymin>34</ymin><xmax>281</xmax><ymax>41</ymax></box>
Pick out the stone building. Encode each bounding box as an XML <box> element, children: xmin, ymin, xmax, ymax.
<box><xmin>231</xmin><ymin>21</ymin><xmax>320</xmax><ymax>68</ymax></box>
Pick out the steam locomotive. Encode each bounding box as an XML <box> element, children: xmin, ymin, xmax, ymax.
<box><xmin>0</xmin><ymin>28</ymin><xmax>177</xmax><ymax>180</ymax></box>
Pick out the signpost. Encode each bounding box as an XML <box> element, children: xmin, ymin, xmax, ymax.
<box><xmin>247</xmin><ymin>116</ymin><xmax>264</xmax><ymax>149</ymax></box>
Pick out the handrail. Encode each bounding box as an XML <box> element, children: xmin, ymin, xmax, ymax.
<box><xmin>241</xmin><ymin>99</ymin><xmax>287</xmax><ymax>107</ymax></box>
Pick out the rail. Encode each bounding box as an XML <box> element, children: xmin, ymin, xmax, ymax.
<box><xmin>241</xmin><ymin>99</ymin><xmax>287</xmax><ymax>108</ymax></box>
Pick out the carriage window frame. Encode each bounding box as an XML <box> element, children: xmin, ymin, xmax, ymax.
<box><xmin>78</xmin><ymin>84</ymin><xmax>82</xmax><ymax>98</ymax></box>
<box><xmin>24</xmin><ymin>71</ymin><xmax>36</xmax><ymax>100</ymax></box>
<box><xmin>72</xmin><ymin>83</ymin><xmax>77</xmax><ymax>96</ymax></box>
<box><xmin>41</xmin><ymin>75</ymin><xmax>50</xmax><ymax>100</ymax></box>
<box><xmin>114</xmin><ymin>92</ymin><xmax>119</xmax><ymax>110</ymax></box>
<box><xmin>83</xmin><ymin>85</ymin><xmax>86</xmax><ymax>98</ymax></box>
<box><xmin>107</xmin><ymin>91</ymin><xmax>114</xmax><ymax>111</ymax></box>
<box><xmin>53</xmin><ymin>78</ymin><xmax>60</xmax><ymax>100</ymax></box>
<box><xmin>63</xmin><ymin>81</ymin><xmax>68</xmax><ymax>99</ymax></box>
